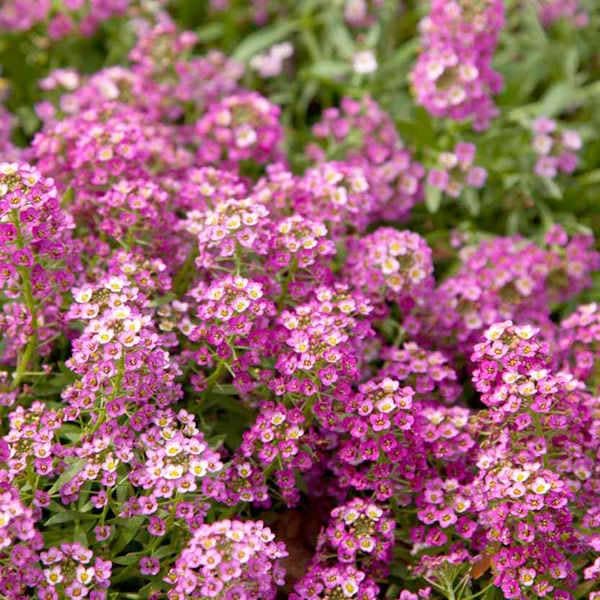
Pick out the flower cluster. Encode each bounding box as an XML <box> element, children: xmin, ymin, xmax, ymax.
<box><xmin>166</xmin><ymin>519</ymin><xmax>287</xmax><ymax>600</ymax></box>
<box><xmin>38</xmin><ymin>543</ymin><xmax>112</xmax><ymax>600</ymax></box>
<box><xmin>537</xmin><ymin>0</ymin><xmax>588</xmax><ymax>28</ymax></box>
<box><xmin>410</xmin><ymin>0</ymin><xmax>505</xmax><ymax>129</ymax></box>
<box><xmin>250</xmin><ymin>43</ymin><xmax>293</xmax><ymax>78</ymax></box>
<box><xmin>291</xmin><ymin>563</ymin><xmax>379</xmax><ymax>600</ymax></box>
<box><xmin>296</xmin><ymin>498</ymin><xmax>394</xmax><ymax>597</ymax></box>
<box><xmin>321</xmin><ymin>499</ymin><xmax>395</xmax><ymax>568</ymax></box>
<box><xmin>469</xmin><ymin>321</ymin><xmax>597</xmax><ymax>598</ymax></box>
<box><xmin>33</xmin><ymin>102</ymin><xmax>190</xmax><ymax>195</ymax></box>
<box><xmin>558</xmin><ymin>302</ymin><xmax>600</xmax><ymax>388</ymax></box>
<box><xmin>276</xmin><ymin>285</ymin><xmax>373</xmax><ymax>392</ymax></box>
<box><xmin>295</xmin><ymin>162</ymin><xmax>372</xmax><ymax>232</ymax></box>
<box><xmin>0</xmin><ymin>0</ymin><xmax>160</xmax><ymax>37</ymax></box>
<box><xmin>129</xmin><ymin>408</ymin><xmax>223</xmax><ymax>500</ymax></box>
<box><xmin>531</xmin><ymin>118</ymin><xmax>582</xmax><ymax>178</ymax></box>
<box><xmin>62</xmin><ymin>259</ymin><xmax>182</xmax><ymax>413</ymax></box>
<box><xmin>307</xmin><ymin>96</ymin><xmax>425</xmax><ymax>221</ymax></box>
<box><xmin>238</xmin><ymin>402</ymin><xmax>314</xmax><ymax>506</ymax></box>
<box><xmin>3</xmin><ymin>401</ymin><xmax>64</xmax><ymax>481</ymax></box>
<box><xmin>344</xmin><ymin>227</ymin><xmax>433</xmax><ymax>312</ymax></box>
<box><xmin>410</xmin><ymin>232</ymin><xmax>599</xmax><ymax>359</ymax></box>
<box><xmin>330</xmin><ymin>377</ymin><xmax>422</xmax><ymax>501</ymax></box>
<box><xmin>188</xmin><ymin>275</ymin><xmax>275</xmax><ymax>346</ymax></box>
<box><xmin>195</xmin><ymin>92</ymin><xmax>284</xmax><ymax>168</ymax></box>
<box><xmin>427</xmin><ymin>142</ymin><xmax>487</xmax><ymax>197</ymax></box>
<box><xmin>380</xmin><ymin>342</ymin><xmax>461</xmax><ymax>405</ymax></box>
<box><xmin>0</xmin><ymin>0</ymin><xmax>51</xmax><ymax>31</ymax></box>
<box><xmin>0</xmin><ymin>162</ymin><xmax>77</xmax><ymax>368</ymax></box>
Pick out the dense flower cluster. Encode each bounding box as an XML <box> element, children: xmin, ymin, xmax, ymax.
<box><xmin>0</xmin><ymin>0</ymin><xmax>161</xmax><ymax>36</ymax></box>
<box><xmin>39</xmin><ymin>543</ymin><xmax>112</xmax><ymax>600</ymax></box>
<box><xmin>195</xmin><ymin>92</ymin><xmax>284</xmax><ymax>168</ymax></box>
<box><xmin>0</xmin><ymin>0</ymin><xmax>51</xmax><ymax>31</ymax></box>
<box><xmin>531</xmin><ymin>117</ymin><xmax>582</xmax><ymax>179</ymax></box>
<box><xmin>166</xmin><ymin>519</ymin><xmax>287</xmax><ymax>599</ymax></box>
<box><xmin>344</xmin><ymin>227</ymin><xmax>433</xmax><ymax>312</ymax></box>
<box><xmin>427</xmin><ymin>142</ymin><xmax>487</xmax><ymax>197</ymax></box>
<box><xmin>129</xmin><ymin>408</ymin><xmax>223</xmax><ymax>499</ymax></box>
<box><xmin>0</xmin><ymin>162</ymin><xmax>77</xmax><ymax>371</ymax></box>
<box><xmin>559</xmin><ymin>302</ymin><xmax>600</xmax><ymax>389</ymax></box>
<box><xmin>380</xmin><ymin>342</ymin><xmax>461</xmax><ymax>405</ymax></box>
<box><xmin>410</xmin><ymin>0</ymin><xmax>505</xmax><ymax>129</ymax></box>
<box><xmin>469</xmin><ymin>321</ymin><xmax>598</xmax><ymax>599</ymax></box>
<box><xmin>409</xmin><ymin>231</ymin><xmax>599</xmax><ymax>358</ymax></box>
<box><xmin>291</xmin><ymin>563</ymin><xmax>379</xmax><ymax>600</ymax></box>
<box><xmin>238</xmin><ymin>402</ymin><xmax>314</xmax><ymax>506</ymax></box>
<box><xmin>307</xmin><ymin>96</ymin><xmax>425</xmax><ymax>221</ymax></box>
<box><xmin>62</xmin><ymin>258</ymin><xmax>181</xmax><ymax>414</ymax></box>
<box><xmin>0</xmin><ymin>4</ymin><xmax>598</xmax><ymax>600</ymax></box>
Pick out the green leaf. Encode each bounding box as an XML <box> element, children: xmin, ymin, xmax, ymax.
<box><xmin>463</xmin><ymin>188</ymin><xmax>480</xmax><ymax>216</ymax></box>
<box><xmin>110</xmin><ymin>516</ymin><xmax>144</xmax><ymax>555</ymax></box>
<box><xmin>61</xmin><ymin>187</ymin><xmax>74</xmax><ymax>207</ymax></box>
<box><xmin>232</xmin><ymin>22</ymin><xmax>297</xmax><ymax>62</ymax></box>
<box><xmin>45</xmin><ymin>511</ymin><xmax>97</xmax><ymax>526</ymax></box>
<box><xmin>48</xmin><ymin>459</ymin><xmax>85</xmax><ymax>494</ymax></box>
<box><xmin>425</xmin><ymin>184</ymin><xmax>442</xmax><ymax>213</ymax></box>
<box><xmin>304</xmin><ymin>60</ymin><xmax>349</xmax><ymax>80</ymax></box>
<box><xmin>539</xmin><ymin>177</ymin><xmax>563</xmax><ymax>199</ymax></box>
<box><xmin>328</xmin><ymin>24</ymin><xmax>355</xmax><ymax>59</ymax></box>
<box><xmin>195</xmin><ymin>23</ymin><xmax>224</xmax><ymax>44</ymax></box>
<box><xmin>578</xmin><ymin>170</ymin><xmax>600</xmax><ymax>185</ymax></box>
<box><xmin>211</xmin><ymin>383</ymin><xmax>239</xmax><ymax>395</ymax></box>
<box><xmin>112</xmin><ymin>553</ymin><xmax>142</xmax><ymax>566</ymax></box>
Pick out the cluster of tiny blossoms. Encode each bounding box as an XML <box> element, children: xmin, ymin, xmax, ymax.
<box><xmin>194</xmin><ymin>92</ymin><xmax>284</xmax><ymax>168</ymax></box>
<box><xmin>469</xmin><ymin>321</ymin><xmax>598</xmax><ymax>599</ymax></box>
<box><xmin>409</xmin><ymin>231</ymin><xmax>599</xmax><ymax>359</ymax></box>
<box><xmin>0</xmin><ymin>6</ymin><xmax>598</xmax><ymax>600</ymax></box>
<box><xmin>0</xmin><ymin>162</ymin><xmax>77</xmax><ymax>371</ymax></box>
<box><xmin>238</xmin><ymin>402</ymin><xmax>314</xmax><ymax>506</ymax></box>
<box><xmin>531</xmin><ymin>118</ymin><xmax>582</xmax><ymax>179</ymax></box>
<box><xmin>39</xmin><ymin>543</ymin><xmax>112</xmax><ymax>600</ymax></box>
<box><xmin>62</xmin><ymin>261</ymin><xmax>182</xmax><ymax>414</ymax></box>
<box><xmin>559</xmin><ymin>302</ymin><xmax>600</xmax><ymax>389</ymax></box>
<box><xmin>166</xmin><ymin>519</ymin><xmax>287</xmax><ymax>599</ymax></box>
<box><xmin>410</xmin><ymin>0</ymin><xmax>505</xmax><ymax>129</ymax></box>
<box><xmin>307</xmin><ymin>96</ymin><xmax>425</xmax><ymax>221</ymax></box>
<box><xmin>344</xmin><ymin>227</ymin><xmax>433</xmax><ymax>313</ymax></box>
<box><xmin>537</xmin><ymin>0</ymin><xmax>588</xmax><ymax>28</ymax></box>
<box><xmin>0</xmin><ymin>0</ymin><xmax>160</xmax><ymax>37</ymax></box>
<box><xmin>427</xmin><ymin>142</ymin><xmax>487</xmax><ymax>197</ymax></box>
<box><xmin>292</xmin><ymin>497</ymin><xmax>394</xmax><ymax>598</ymax></box>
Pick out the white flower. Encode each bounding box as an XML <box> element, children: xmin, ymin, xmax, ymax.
<box><xmin>74</xmin><ymin>288</ymin><xmax>93</xmax><ymax>303</ymax></box>
<box><xmin>353</xmin><ymin>50</ymin><xmax>378</xmax><ymax>74</ymax></box>
<box><xmin>531</xmin><ymin>477</ymin><xmax>551</xmax><ymax>495</ymax></box>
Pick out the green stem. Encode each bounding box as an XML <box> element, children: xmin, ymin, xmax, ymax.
<box><xmin>11</xmin><ymin>212</ymin><xmax>39</xmax><ymax>389</ymax></box>
<box><xmin>203</xmin><ymin>360</ymin><xmax>227</xmax><ymax>394</ymax></box>
<box><xmin>172</xmin><ymin>244</ymin><xmax>198</xmax><ymax>296</ymax></box>
<box><xmin>277</xmin><ymin>258</ymin><xmax>297</xmax><ymax>312</ymax></box>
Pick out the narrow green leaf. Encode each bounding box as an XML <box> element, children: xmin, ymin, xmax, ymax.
<box><xmin>425</xmin><ymin>184</ymin><xmax>442</xmax><ymax>213</ymax></box>
<box><xmin>232</xmin><ymin>22</ymin><xmax>297</xmax><ymax>62</ymax></box>
<box><xmin>539</xmin><ymin>176</ymin><xmax>563</xmax><ymax>199</ymax></box>
<box><xmin>45</xmin><ymin>511</ymin><xmax>97</xmax><ymax>526</ymax></box>
<box><xmin>48</xmin><ymin>459</ymin><xmax>85</xmax><ymax>494</ymax></box>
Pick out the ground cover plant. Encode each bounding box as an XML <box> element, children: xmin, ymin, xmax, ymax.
<box><xmin>0</xmin><ymin>0</ymin><xmax>599</xmax><ymax>598</ymax></box>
